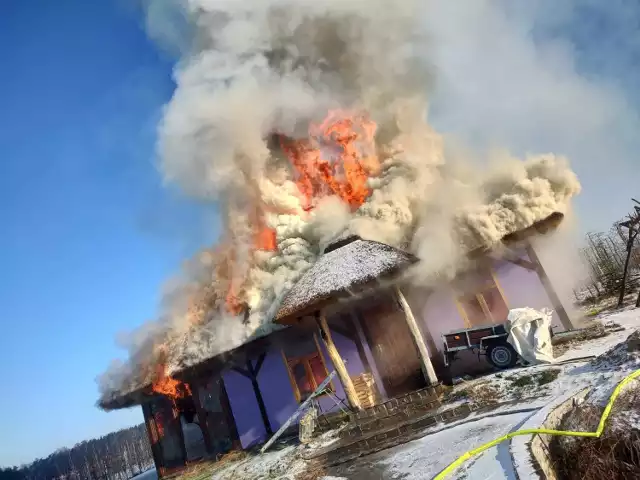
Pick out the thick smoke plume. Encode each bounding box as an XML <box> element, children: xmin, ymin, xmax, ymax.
<box><xmin>98</xmin><ymin>0</ymin><xmax>580</xmax><ymax>404</ymax></box>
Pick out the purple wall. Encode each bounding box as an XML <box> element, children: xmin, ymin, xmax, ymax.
<box><xmin>221</xmin><ymin>370</ymin><xmax>266</xmax><ymax>449</ymax></box>
<box><xmin>258</xmin><ymin>351</ymin><xmax>299</xmax><ymax>431</ymax></box>
<box><xmin>223</xmin><ymin>328</ymin><xmax>366</xmax><ymax>448</ymax></box>
<box><xmin>416</xmin><ymin>253</ymin><xmax>565</xmax><ymax>353</ymax></box>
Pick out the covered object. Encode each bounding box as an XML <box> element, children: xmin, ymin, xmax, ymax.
<box><xmin>506</xmin><ymin>307</ymin><xmax>555</xmax><ymax>364</ymax></box>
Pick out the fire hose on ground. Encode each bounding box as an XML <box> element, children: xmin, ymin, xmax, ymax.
<box><xmin>433</xmin><ymin>368</ymin><xmax>640</xmax><ymax>479</ymax></box>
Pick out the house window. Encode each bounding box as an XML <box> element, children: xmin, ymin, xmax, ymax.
<box><xmin>456</xmin><ymin>269</ymin><xmax>509</xmax><ymax>327</ymax></box>
<box><xmin>282</xmin><ymin>336</ymin><xmax>333</xmax><ymax>402</ymax></box>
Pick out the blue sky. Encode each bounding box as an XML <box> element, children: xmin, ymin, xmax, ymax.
<box><xmin>0</xmin><ymin>0</ymin><xmax>216</xmax><ymax>467</ymax></box>
<box><xmin>0</xmin><ymin>0</ymin><xmax>639</xmax><ymax>469</ymax></box>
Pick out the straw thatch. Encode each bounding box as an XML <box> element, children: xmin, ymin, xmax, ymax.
<box><xmin>275</xmin><ymin>236</ymin><xmax>417</xmax><ymax>321</ymax></box>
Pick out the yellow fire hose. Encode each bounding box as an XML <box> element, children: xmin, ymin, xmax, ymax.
<box><xmin>434</xmin><ymin>368</ymin><xmax>640</xmax><ymax>479</ymax></box>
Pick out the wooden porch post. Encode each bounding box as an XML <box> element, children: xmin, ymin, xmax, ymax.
<box><xmin>525</xmin><ymin>243</ymin><xmax>573</xmax><ymax>330</ymax></box>
<box><xmin>315</xmin><ymin>311</ymin><xmax>362</xmax><ymax>411</ymax></box>
<box><xmin>393</xmin><ymin>286</ymin><xmax>439</xmax><ymax>386</ymax></box>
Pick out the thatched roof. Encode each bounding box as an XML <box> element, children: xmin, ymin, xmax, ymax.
<box><xmin>275</xmin><ymin>236</ymin><xmax>417</xmax><ymax>322</ymax></box>
<box><xmin>98</xmin><ymin>323</ymin><xmax>286</xmax><ymax>411</ymax></box>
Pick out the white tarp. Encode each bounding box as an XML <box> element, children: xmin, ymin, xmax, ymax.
<box><xmin>506</xmin><ymin>307</ymin><xmax>554</xmax><ymax>364</ymax></box>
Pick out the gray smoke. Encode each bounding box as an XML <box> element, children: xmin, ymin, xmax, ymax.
<box><xmin>98</xmin><ymin>0</ymin><xmax>582</xmax><ymax>405</ymax></box>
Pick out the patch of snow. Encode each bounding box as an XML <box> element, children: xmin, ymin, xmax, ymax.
<box><xmin>211</xmin><ymin>446</ymin><xmax>306</xmax><ymax>480</ymax></box>
<box><xmin>303</xmin><ymin>425</ymin><xmax>345</xmax><ymax>452</ymax></box>
<box><xmin>610</xmin><ymin>409</ymin><xmax>640</xmax><ymax>432</ymax></box>
<box><xmin>555</xmin><ymin>326</ymin><xmax>633</xmax><ymax>362</ymax></box>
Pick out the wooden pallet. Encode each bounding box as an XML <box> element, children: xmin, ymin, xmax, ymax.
<box><xmin>352</xmin><ymin>373</ymin><xmax>378</xmax><ymax>409</ymax></box>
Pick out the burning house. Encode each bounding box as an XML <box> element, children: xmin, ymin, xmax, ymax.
<box><xmin>97</xmin><ymin>0</ymin><xmax>583</xmax><ymax>476</ymax></box>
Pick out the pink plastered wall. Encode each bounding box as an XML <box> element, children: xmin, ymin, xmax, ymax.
<box><xmin>415</xmin><ymin>286</ymin><xmax>465</xmax><ymax>353</ymax></box>
<box><xmin>492</xmin><ymin>253</ymin><xmax>565</xmax><ymax>332</ymax></box>
<box><xmin>414</xmin><ymin>253</ymin><xmax>566</xmax><ymax>354</ymax></box>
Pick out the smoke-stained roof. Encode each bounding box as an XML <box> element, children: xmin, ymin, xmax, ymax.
<box><xmin>275</xmin><ymin>236</ymin><xmax>417</xmax><ymax>321</ymax></box>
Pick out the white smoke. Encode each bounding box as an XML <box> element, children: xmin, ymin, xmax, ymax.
<box><xmin>98</xmin><ymin>0</ymin><xmax>583</xmax><ymax>404</ymax></box>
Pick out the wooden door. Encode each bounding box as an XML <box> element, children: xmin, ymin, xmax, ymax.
<box><xmin>358</xmin><ymin>294</ymin><xmax>426</xmax><ymax>398</ymax></box>
<box><xmin>196</xmin><ymin>375</ymin><xmax>239</xmax><ymax>455</ymax></box>
<box><xmin>148</xmin><ymin>397</ymin><xmax>187</xmax><ymax>470</ymax></box>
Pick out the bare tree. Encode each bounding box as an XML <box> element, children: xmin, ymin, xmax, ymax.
<box><xmin>0</xmin><ymin>425</ymin><xmax>153</xmax><ymax>480</ymax></box>
<box><xmin>617</xmin><ymin>202</ymin><xmax>640</xmax><ymax>308</ymax></box>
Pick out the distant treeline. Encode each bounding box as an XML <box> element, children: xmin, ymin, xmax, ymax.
<box><xmin>0</xmin><ymin>424</ymin><xmax>153</xmax><ymax>480</ymax></box>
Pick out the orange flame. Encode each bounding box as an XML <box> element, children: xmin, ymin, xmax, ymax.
<box><xmin>222</xmin><ymin>110</ymin><xmax>379</xmax><ymax>315</ymax></box>
<box><xmin>254</xmin><ymin>211</ymin><xmax>277</xmax><ymax>251</ymax></box>
<box><xmin>280</xmin><ymin>110</ymin><xmax>380</xmax><ymax>211</ymax></box>
<box><xmin>152</xmin><ymin>365</ymin><xmax>191</xmax><ymax>399</ymax></box>
<box><xmin>151</xmin><ymin>346</ymin><xmax>191</xmax><ymax>401</ymax></box>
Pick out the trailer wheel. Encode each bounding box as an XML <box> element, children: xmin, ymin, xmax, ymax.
<box><xmin>487</xmin><ymin>342</ymin><xmax>518</xmax><ymax>369</ymax></box>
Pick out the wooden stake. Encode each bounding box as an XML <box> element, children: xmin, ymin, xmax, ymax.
<box><xmin>525</xmin><ymin>243</ymin><xmax>573</xmax><ymax>330</ymax></box>
<box><xmin>316</xmin><ymin>311</ymin><xmax>362</xmax><ymax>411</ymax></box>
<box><xmin>394</xmin><ymin>286</ymin><xmax>439</xmax><ymax>386</ymax></box>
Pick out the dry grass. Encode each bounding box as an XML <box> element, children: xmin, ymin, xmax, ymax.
<box><xmin>168</xmin><ymin>451</ymin><xmax>249</xmax><ymax>480</ymax></box>
<box><xmin>294</xmin><ymin>460</ymin><xmax>327</xmax><ymax>480</ymax></box>
<box><xmin>510</xmin><ymin>368</ymin><xmax>561</xmax><ymax>389</ymax></box>
<box><xmin>215</xmin><ymin>450</ymin><xmax>248</xmax><ymax>466</ymax></box>
<box><xmin>551</xmin><ymin>390</ymin><xmax>640</xmax><ymax>480</ymax></box>
<box><xmin>446</xmin><ymin>381</ymin><xmax>500</xmax><ymax>407</ymax></box>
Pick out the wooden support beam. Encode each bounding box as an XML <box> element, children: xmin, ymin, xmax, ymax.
<box><xmin>247</xmin><ymin>355</ymin><xmax>273</xmax><ymax>435</ymax></box>
<box><xmin>253</xmin><ymin>353</ymin><xmax>266</xmax><ymax>376</ymax></box>
<box><xmin>231</xmin><ymin>366</ymin><xmax>251</xmax><ymax>378</ymax></box>
<box><xmin>219</xmin><ymin>379</ymin><xmax>242</xmax><ymax>450</ymax></box>
<box><xmin>231</xmin><ymin>355</ymin><xmax>273</xmax><ymax>435</ymax></box>
<box><xmin>141</xmin><ymin>403</ymin><xmax>164</xmax><ymax>476</ymax></box>
<box><xmin>315</xmin><ymin>311</ymin><xmax>362</xmax><ymax>411</ymax></box>
<box><xmin>346</xmin><ymin>313</ymin><xmax>372</xmax><ymax>376</ymax></box>
<box><xmin>525</xmin><ymin>243</ymin><xmax>573</xmax><ymax>330</ymax></box>
<box><xmin>189</xmin><ymin>384</ymin><xmax>214</xmax><ymax>455</ymax></box>
<box><xmin>394</xmin><ymin>286</ymin><xmax>439</xmax><ymax>386</ymax></box>
<box><xmin>172</xmin><ymin>401</ymin><xmax>188</xmax><ymax>465</ymax></box>
<box><xmin>502</xmin><ymin>250</ymin><xmax>538</xmax><ymax>271</ymax></box>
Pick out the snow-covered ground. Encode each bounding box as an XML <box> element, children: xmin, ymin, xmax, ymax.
<box><xmin>328</xmin><ymin>411</ymin><xmax>533</xmax><ymax>479</ymax></box>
